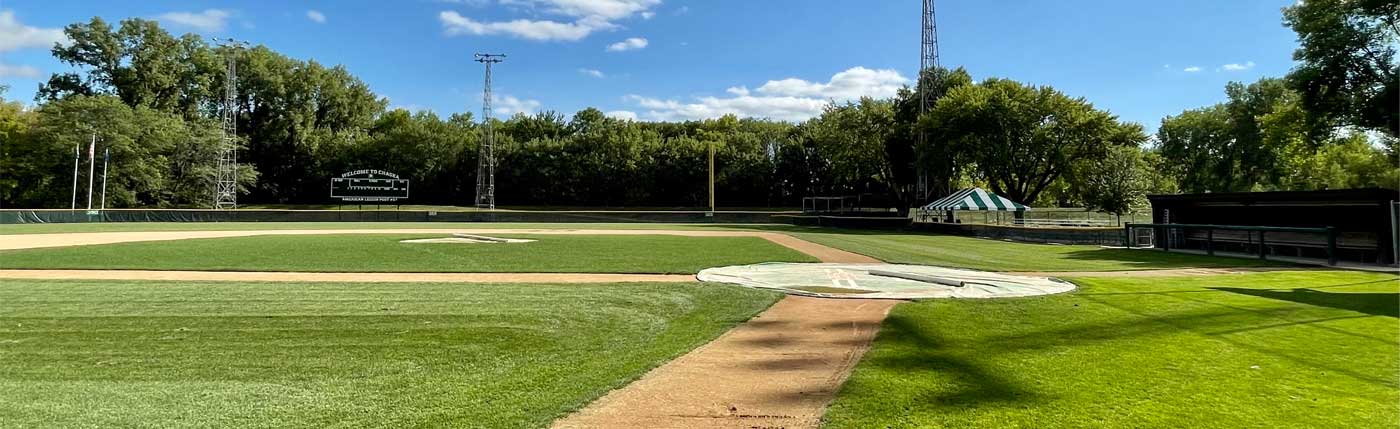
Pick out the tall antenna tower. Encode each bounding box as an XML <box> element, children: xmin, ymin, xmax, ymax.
<box><xmin>916</xmin><ymin>0</ymin><xmax>942</xmax><ymax>200</ymax></box>
<box><xmin>474</xmin><ymin>53</ymin><xmax>506</xmax><ymax>210</ymax></box>
<box><xmin>214</xmin><ymin>38</ymin><xmax>248</xmax><ymax>210</ymax></box>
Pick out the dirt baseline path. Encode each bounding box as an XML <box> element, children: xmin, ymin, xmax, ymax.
<box><xmin>553</xmin><ymin>296</ymin><xmax>898</xmax><ymax>429</ymax></box>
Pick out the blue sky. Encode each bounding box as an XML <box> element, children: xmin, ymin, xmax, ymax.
<box><xmin>1</xmin><ymin>0</ymin><xmax>1299</xmax><ymax>130</ymax></box>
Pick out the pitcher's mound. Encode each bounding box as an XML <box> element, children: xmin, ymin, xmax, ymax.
<box><xmin>697</xmin><ymin>263</ymin><xmax>1075</xmax><ymax>300</ymax></box>
<box><xmin>401</xmin><ymin>233</ymin><xmax>536</xmax><ymax>244</ymax></box>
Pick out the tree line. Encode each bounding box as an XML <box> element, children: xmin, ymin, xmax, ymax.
<box><xmin>0</xmin><ymin>1</ymin><xmax>1394</xmax><ymax>213</ymax></box>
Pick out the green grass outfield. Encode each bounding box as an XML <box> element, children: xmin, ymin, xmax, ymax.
<box><xmin>823</xmin><ymin>271</ymin><xmax>1400</xmax><ymax>428</ymax></box>
<box><xmin>0</xmin><ymin>234</ymin><xmax>817</xmax><ymax>273</ymax></box>
<box><xmin>791</xmin><ymin>230</ymin><xmax>1285</xmax><ymax>271</ymax></box>
<box><xmin>0</xmin><ymin>222</ymin><xmax>778</xmax><ymax>235</ymax></box>
<box><xmin>5</xmin><ymin>222</ymin><xmax>1287</xmax><ymax>272</ymax></box>
<box><xmin>0</xmin><ymin>280</ymin><xmax>781</xmax><ymax>428</ymax></box>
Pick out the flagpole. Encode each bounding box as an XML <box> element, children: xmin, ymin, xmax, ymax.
<box><xmin>86</xmin><ymin>134</ymin><xmax>96</xmax><ymax>210</ymax></box>
<box><xmin>100</xmin><ymin>147</ymin><xmax>110</xmax><ymax>210</ymax></box>
<box><xmin>70</xmin><ymin>142</ymin><xmax>79</xmax><ymax>210</ymax></box>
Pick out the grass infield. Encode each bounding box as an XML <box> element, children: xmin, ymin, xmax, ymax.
<box><xmin>0</xmin><ymin>233</ymin><xmax>818</xmax><ymax>274</ymax></box>
<box><xmin>823</xmin><ymin>271</ymin><xmax>1399</xmax><ymax>428</ymax></box>
<box><xmin>0</xmin><ymin>280</ymin><xmax>782</xmax><ymax>428</ymax></box>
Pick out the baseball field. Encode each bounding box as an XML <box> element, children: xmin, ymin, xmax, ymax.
<box><xmin>0</xmin><ymin>222</ymin><xmax>1394</xmax><ymax>428</ymax></box>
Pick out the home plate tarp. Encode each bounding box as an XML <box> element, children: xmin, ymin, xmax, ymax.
<box><xmin>697</xmin><ymin>263</ymin><xmax>1075</xmax><ymax>300</ymax></box>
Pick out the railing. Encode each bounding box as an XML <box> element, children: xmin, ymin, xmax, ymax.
<box><xmin>1014</xmin><ymin>218</ymin><xmax>1119</xmax><ymax>228</ymax></box>
<box><xmin>1124</xmin><ymin>223</ymin><xmax>1339</xmax><ymax>266</ymax></box>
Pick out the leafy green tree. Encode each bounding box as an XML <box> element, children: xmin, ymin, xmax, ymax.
<box><xmin>39</xmin><ymin>18</ymin><xmax>222</xmax><ymax>118</ymax></box>
<box><xmin>1283</xmin><ymin>0</ymin><xmax>1399</xmax><ymax>137</ymax></box>
<box><xmin>799</xmin><ymin>98</ymin><xmax>902</xmax><ymax>206</ymax></box>
<box><xmin>1219</xmin><ymin>78</ymin><xmax>1304</xmax><ymax>190</ymax></box>
<box><xmin>903</xmin><ymin>66</ymin><xmax>974</xmax><ymax>201</ymax></box>
<box><xmin>929</xmin><ymin>78</ymin><xmax>1145</xmax><ymax>205</ymax></box>
<box><xmin>0</xmin><ymin>87</ymin><xmax>37</xmax><ymax>207</ymax></box>
<box><xmin>20</xmin><ymin>96</ymin><xmax>253</xmax><ymax>208</ymax></box>
<box><xmin>1286</xmin><ymin>133</ymin><xmax>1400</xmax><ymax>189</ymax></box>
<box><xmin>1079</xmin><ymin>145</ymin><xmax>1153</xmax><ymax>217</ymax></box>
<box><xmin>1156</xmin><ymin>76</ymin><xmax>1394</xmax><ymax>194</ymax></box>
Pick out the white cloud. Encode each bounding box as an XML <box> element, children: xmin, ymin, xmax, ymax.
<box><xmin>440</xmin><ymin>11</ymin><xmax>600</xmax><ymax>41</ymax></box>
<box><xmin>1221</xmin><ymin>61</ymin><xmax>1256</xmax><ymax>71</ymax></box>
<box><xmin>0</xmin><ymin>10</ymin><xmax>68</xmax><ymax>52</ymax></box>
<box><xmin>605</xmin><ymin>110</ymin><xmax>638</xmax><ymax>120</ymax></box>
<box><xmin>499</xmin><ymin>0</ymin><xmax>660</xmax><ymax>20</ymax></box>
<box><xmin>440</xmin><ymin>0</ymin><xmax>658</xmax><ymax>42</ymax></box>
<box><xmin>579</xmin><ymin>68</ymin><xmax>606</xmax><ymax>78</ymax></box>
<box><xmin>1183</xmin><ymin>66</ymin><xmax>1202</xmax><ymax>73</ymax></box>
<box><xmin>756</xmin><ymin>67</ymin><xmax>908</xmax><ymax>100</ymax></box>
<box><xmin>494</xmin><ymin>95</ymin><xmax>542</xmax><ymax>116</ymax></box>
<box><xmin>158</xmin><ymin>9</ymin><xmax>233</xmax><ymax>32</ymax></box>
<box><xmin>0</xmin><ymin>63</ymin><xmax>41</xmax><ymax>78</ymax></box>
<box><xmin>624</xmin><ymin>66</ymin><xmax>909</xmax><ymax>122</ymax></box>
<box><xmin>640</xmin><ymin>11</ymin><xmax>655</xmax><ymax>19</ymax></box>
<box><xmin>606</xmin><ymin>37</ymin><xmax>647</xmax><ymax>52</ymax></box>
<box><xmin>306</xmin><ymin>10</ymin><xmax>326</xmax><ymax>24</ymax></box>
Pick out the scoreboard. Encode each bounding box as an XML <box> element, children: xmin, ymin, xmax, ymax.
<box><xmin>330</xmin><ymin>169</ymin><xmax>410</xmax><ymax>202</ymax></box>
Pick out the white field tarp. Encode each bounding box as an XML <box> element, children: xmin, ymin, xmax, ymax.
<box><xmin>698</xmin><ymin>263</ymin><xmax>1075</xmax><ymax>300</ymax></box>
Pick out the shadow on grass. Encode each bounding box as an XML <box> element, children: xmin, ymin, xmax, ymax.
<box><xmin>1075</xmin><ymin>292</ymin><xmax>1397</xmax><ymax>386</ymax></box>
<box><xmin>1209</xmin><ymin>287</ymin><xmax>1399</xmax><ymax>318</ymax></box>
<box><xmin>1059</xmin><ymin>248</ymin><xmax>1289</xmax><ymax>269</ymax></box>
<box><xmin>867</xmin><ymin>287</ymin><xmax>1397</xmax><ymax>401</ymax></box>
<box><xmin>855</xmin><ymin>315</ymin><xmax>1039</xmax><ymax>408</ymax></box>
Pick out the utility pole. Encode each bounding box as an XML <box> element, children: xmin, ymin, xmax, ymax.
<box><xmin>708</xmin><ymin>141</ymin><xmax>716</xmax><ymax>215</ymax></box>
<box><xmin>70</xmin><ymin>142</ymin><xmax>79</xmax><ymax>210</ymax></box>
<box><xmin>214</xmin><ymin>38</ymin><xmax>248</xmax><ymax>210</ymax></box>
<box><xmin>86</xmin><ymin>133</ymin><xmax>95</xmax><ymax>210</ymax></box>
<box><xmin>474</xmin><ymin>53</ymin><xmax>506</xmax><ymax>210</ymax></box>
<box><xmin>100</xmin><ymin>147</ymin><xmax>110</xmax><ymax>210</ymax></box>
<box><xmin>916</xmin><ymin>0</ymin><xmax>942</xmax><ymax>201</ymax></box>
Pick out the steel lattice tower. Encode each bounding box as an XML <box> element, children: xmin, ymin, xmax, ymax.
<box><xmin>474</xmin><ymin>53</ymin><xmax>506</xmax><ymax>210</ymax></box>
<box><xmin>916</xmin><ymin>0</ymin><xmax>942</xmax><ymax>200</ymax></box>
<box><xmin>214</xmin><ymin>39</ymin><xmax>247</xmax><ymax>210</ymax></box>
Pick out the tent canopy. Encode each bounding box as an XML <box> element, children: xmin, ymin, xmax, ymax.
<box><xmin>921</xmin><ymin>188</ymin><xmax>1029</xmax><ymax>212</ymax></box>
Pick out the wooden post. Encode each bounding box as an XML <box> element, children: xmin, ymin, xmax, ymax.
<box><xmin>1326</xmin><ymin>227</ymin><xmax>1337</xmax><ymax>266</ymax></box>
<box><xmin>1206</xmin><ymin>228</ymin><xmax>1214</xmax><ymax>256</ymax></box>
<box><xmin>1258</xmin><ymin>231</ymin><xmax>1267</xmax><ymax>260</ymax></box>
<box><xmin>1123</xmin><ymin>224</ymin><xmax>1131</xmax><ymax>248</ymax></box>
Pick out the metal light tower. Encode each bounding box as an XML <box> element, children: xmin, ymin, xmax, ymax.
<box><xmin>474</xmin><ymin>53</ymin><xmax>506</xmax><ymax>210</ymax></box>
<box><xmin>214</xmin><ymin>38</ymin><xmax>247</xmax><ymax>210</ymax></box>
<box><xmin>916</xmin><ymin>0</ymin><xmax>942</xmax><ymax>200</ymax></box>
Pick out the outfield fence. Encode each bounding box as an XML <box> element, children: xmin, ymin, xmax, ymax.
<box><xmin>950</xmin><ymin>208</ymin><xmax>1151</xmax><ymax>228</ymax></box>
<box><xmin>0</xmin><ymin>209</ymin><xmax>793</xmax><ymax>225</ymax></box>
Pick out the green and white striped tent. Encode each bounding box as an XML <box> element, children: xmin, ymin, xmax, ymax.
<box><xmin>920</xmin><ymin>187</ymin><xmax>1029</xmax><ymax>213</ymax></box>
